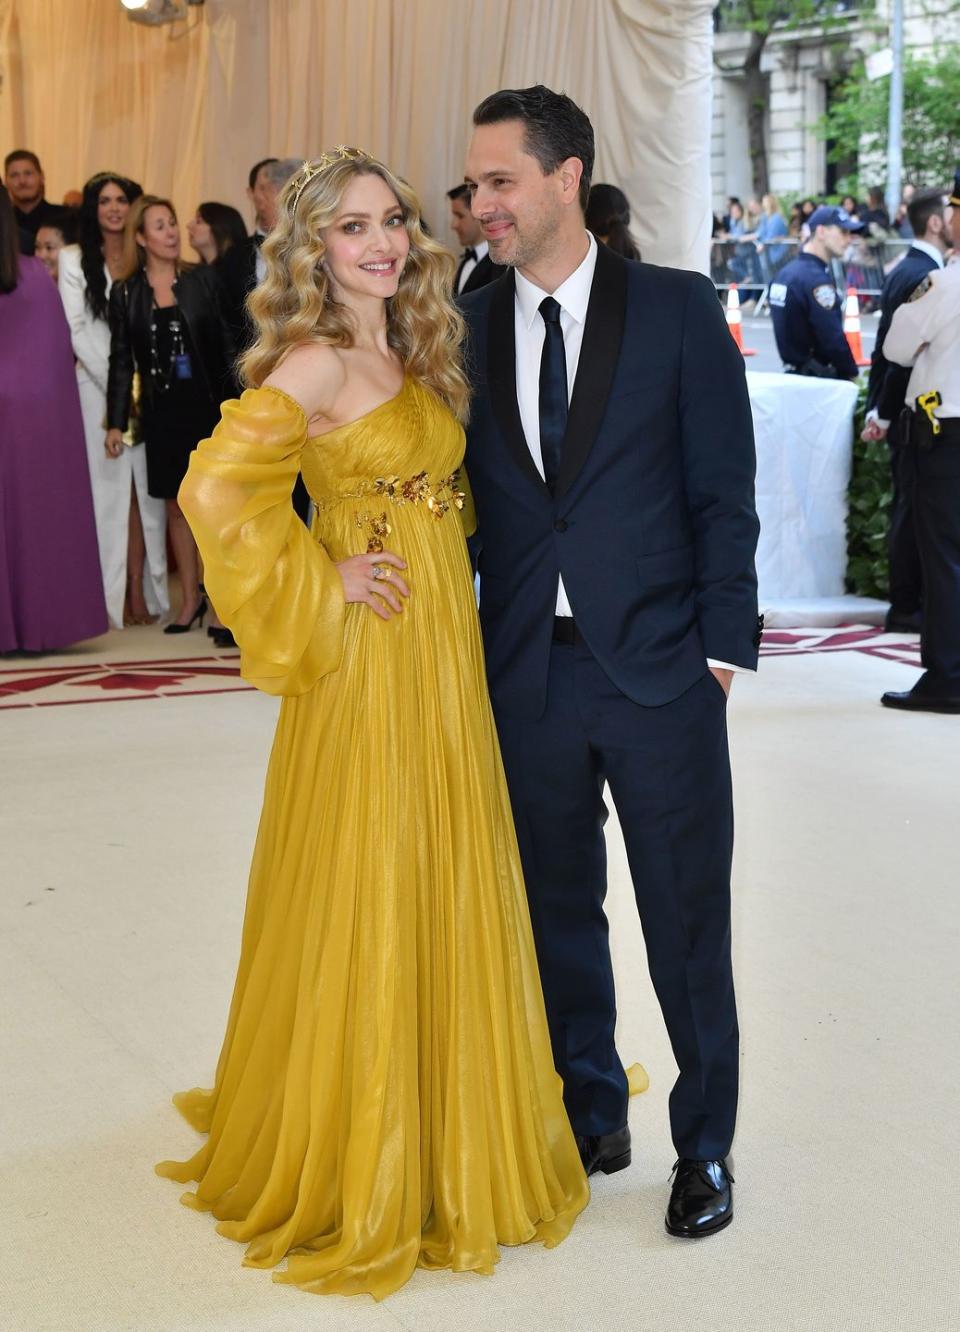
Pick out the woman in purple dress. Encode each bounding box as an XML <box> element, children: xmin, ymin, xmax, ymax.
<box><xmin>0</xmin><ymin>184</ymin><xmax>107</xmax><ymax>653</ymax></box>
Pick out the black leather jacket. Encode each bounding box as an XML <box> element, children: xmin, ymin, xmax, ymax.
<box><xmin>107</xmin><ymin>265</ymin><xmax>236</xmax><ymax>430</ymax></box>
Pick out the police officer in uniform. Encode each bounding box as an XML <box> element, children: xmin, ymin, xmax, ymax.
<box><xmin>769</xmin><ymin>205</ymin><xmax>863</xmax><ymax>379</ymax></box>
<box><xmin>863</xmin><ymin>187</ymin><xmax>951</xmax><ymax>632</ymax></box>
<box><xmin>880</xmin><ymin>170</ymin><xmax>960</xmax><ymax>713</ymax></box>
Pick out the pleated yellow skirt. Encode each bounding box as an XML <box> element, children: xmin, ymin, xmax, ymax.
<box><xmin>157</xmin><ymin>382</ymin><xmax>590</xmax><ymax>1298</ymax></box>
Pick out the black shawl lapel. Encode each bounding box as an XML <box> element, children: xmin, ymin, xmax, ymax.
<box><xmin>555</xmin><ymin>242</ymin><xmax>628</xmax><ymax>499</ymax></box>
<box><xmin>486</xmin><ymin>268</ymin><xmax>551</xmax><ymax>497</ymax></box>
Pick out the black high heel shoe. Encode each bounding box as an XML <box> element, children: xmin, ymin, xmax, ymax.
<box><xmin>164</xmin><ymin>595</ymin><xmax>208</xmax><ymax>635</ymax></box>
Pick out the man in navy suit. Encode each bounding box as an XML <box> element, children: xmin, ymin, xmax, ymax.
<box><xmin>863</xmin><ymin>187</ymin><xmax>951</xmax><ymax>632</ymax></box>
<box><xmin>461</xmin><ymin>86</ymin><xmax>761</xmax><ymax>1239</ymax></box>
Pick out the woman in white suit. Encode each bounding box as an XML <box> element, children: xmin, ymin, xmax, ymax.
<box><xmin>59</xmin><ymin>172</ymin><xmax>168</xmax><ymax>627</ymax></box>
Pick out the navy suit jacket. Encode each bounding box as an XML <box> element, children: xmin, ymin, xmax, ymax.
<box><xmin>461</xmin><ymin>243</ymin><xmax>760</xmax><ymax>718</ymax></box>
<box><xmin>866</xmin><ymin>246</ymin><xmax>939</xmax><ymax>423</ymax></box>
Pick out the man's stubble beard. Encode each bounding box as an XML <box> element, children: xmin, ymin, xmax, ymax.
<box><xmin>491</xmin><ymin>209</ymin><xmax>560</xmax><ymax>271</ymax></box>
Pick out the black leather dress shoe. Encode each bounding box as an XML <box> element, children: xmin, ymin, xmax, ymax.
<box><xmin>211</xmin><ymin>627</ymin><xmax>237</xmax><ymax>649</ymax></box>
<box><xmin>575</xmin><ymin>1125</ymin><xmax>631</xmax><ymax>1176</ymax></box>
<box><xmin>665</xmin><ymin>1158</ymin><xmax>734</xmax><ymax>1238</ymax></box>
<box><xmin>881</xmin><ymin>689</ymin><xmax>960</xmax><ymax>714</ymax></box>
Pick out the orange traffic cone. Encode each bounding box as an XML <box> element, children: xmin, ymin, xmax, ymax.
<box><xmin>843</xmin><ymin>287</ymin><xmax>872</xmax><ymax>366</ymax></box>
<box><xmin>725</xmin><ymin>284</ymin><xmax>757</xmax><ymax>357</ymax></box>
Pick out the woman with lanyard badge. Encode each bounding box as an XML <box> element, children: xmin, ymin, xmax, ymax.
<box><xmin>106</xmin><ymin>195</ymin><xmax>234</xmax><ymax>632</ymax></box>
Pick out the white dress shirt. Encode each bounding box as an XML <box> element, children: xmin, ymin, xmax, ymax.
<box><xmin>514</xmin><ymin>232</ymin><xmax>596</xmax><ymax>617</ymax></box>
<box><xmin>512</xmin><ymin>232</ymin><xmax>744</xmax><ymax>672</ymax></box>
<box><xmin>457</xmin><ymin>239</ymin><xmax>489</xmax><ymax>294</ymax></box>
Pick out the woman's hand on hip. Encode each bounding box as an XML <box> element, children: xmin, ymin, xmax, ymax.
<box><xmin>336</xmin><ymin>551</ymin><xmax>409</xmax><ymax>619</ymax></box>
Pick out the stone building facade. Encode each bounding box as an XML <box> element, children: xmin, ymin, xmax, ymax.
<box><xmin>711</xmin><ymin>0</ymin><xmax>958</xmax><ymax>210</ymax></box>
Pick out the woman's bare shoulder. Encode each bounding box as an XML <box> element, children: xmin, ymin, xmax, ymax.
<box><xmin>262</xmin><ymin>343</ymin><xmax>346</xmax><ymax>423</ymax></box>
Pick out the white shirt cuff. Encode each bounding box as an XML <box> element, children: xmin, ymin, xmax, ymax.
<box><xmin>707</xmin><ymin>659</ymin><xmax>754</xmax><ymax>674</ymax></box>
<box><xmin>866</xmin><ymin>408</ymin><xmax>891</xmax><ymax>429</ymax></box>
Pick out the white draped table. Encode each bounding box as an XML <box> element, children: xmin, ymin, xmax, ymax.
<box><xmin>747</xmin><ymin>372</ymin><xmax>860</xmax><ymax>603</ymax></box>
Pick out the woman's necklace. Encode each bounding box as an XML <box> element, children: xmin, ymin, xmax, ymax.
<box><xmin>147</xmin><ymin>279</ymin><xmax>190</xmax><ymax>394</ymax></box>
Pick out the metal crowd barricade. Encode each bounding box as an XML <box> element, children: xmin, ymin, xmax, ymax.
<box><xmin>710</xmin><ymin>234</ymin><xmax>915</xmax><ymax>313</ymax></box>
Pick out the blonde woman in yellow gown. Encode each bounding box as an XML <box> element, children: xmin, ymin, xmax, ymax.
<box><xmin>155</xmin><ymin>149</ymin><xmax>589</xmax><ymax>1299</ymax></box>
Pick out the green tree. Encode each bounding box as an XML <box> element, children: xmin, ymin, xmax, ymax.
<box><xmin>714</xmin><ymin>1</ymin><xmax>870</xmax><ymax>196</ymax></box>
<box><xmin>817</xmin><ymin>51</ymin><xmax>960</xmax><ymax>192</ymax></box>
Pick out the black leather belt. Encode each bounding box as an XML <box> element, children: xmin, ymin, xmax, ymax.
<box><xmin>552</xmin><ymin>616</ymin><xmax>584</xmax><ymax>645</ymax></box>
<box><xmin>903</xmin><ymin>408</ymin><xmax>960</xmax><ymax>448</ymax></box>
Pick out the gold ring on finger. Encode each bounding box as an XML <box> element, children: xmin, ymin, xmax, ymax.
<box><xmin>372</xmin><ymin>565</ymin><xmax>390</xmax><ymax>581</ymax></box>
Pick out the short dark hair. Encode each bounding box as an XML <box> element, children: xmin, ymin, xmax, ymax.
<box><xmin>4</xmin><ymin>149</ymin><xmax>42</xmax><ymax>174</ymax></box>
<box><xmin>907</xmin><ymin>186</ymin><xmax>946</xmax><ymax>239</ymax></box>
<box><xmin>248</xmin><ymin>157</ymin><xmax>279</xmax><ymax>191</ymax></box>
<box><xmin>585</xmin><ymin>183</ymin><xmax>640</xmax><ymax>261</ymax></box>
<box><xmin>472</xmin><ymin>84</ymin><xmax>594</xmax><ymax>212</ymax></box>
<box><xmin>37</xmin><ymin>213</ymin><xmax>78</xmax><ymax>245</ymax></box>
<box><xmin>447</xmin><ymin>183</ymin><xmax>471</xmax><ymax>203</ymax></box>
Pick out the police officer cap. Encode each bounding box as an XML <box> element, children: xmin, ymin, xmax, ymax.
<box><xmin>949</xmin><ymin>167</ymin><xmax>960</xmax><ymax>207</ymax></box>
<box><xmin>807</xmin><ymin>205</ymin><xmax>865</xmax><ymax>233</ymax></box>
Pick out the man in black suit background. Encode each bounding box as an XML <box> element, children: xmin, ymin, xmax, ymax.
<box><xmin>218</xmin><ymin>157</ymin><xmax>310</xmax><ymax>525</ymax></box>
<box><xmin>218</xmin><ymin>157</ymin><xmax>281</xmax><ymax>350</ymax></box>
<box><xmin>461</xmin><ymin>86</ymin><xmax>760</xmax><ymax>1240</ymax></box>
<box><xmin>447</xmin><ymin>183</ymin><xmax>499</xmax><ymax>295</ymax></box>
<box><xmin>862</xmin><ymin>187</ymin><xmax>951</xmax><ymax>633</ymax></box>
<box><xmin>4</xmin><ymin>150</ymin><xmax>68</xmax><ymax>255</ymax></box>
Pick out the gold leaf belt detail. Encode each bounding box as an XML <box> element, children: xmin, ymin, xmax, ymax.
<box><xmin>315</xmin><ymin>470</ymin><xmax>466</xmax><ymax>552</ymax></box>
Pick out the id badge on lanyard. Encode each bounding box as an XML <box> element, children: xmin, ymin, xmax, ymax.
<box><xmin>170</xmin><ymin>317</ymin><xmax>193</xmax><ymax>379</ymax></box>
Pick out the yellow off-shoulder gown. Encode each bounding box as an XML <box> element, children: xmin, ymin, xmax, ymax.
<box><xmin>156</xmin><ymin>377</ymin><xmax>589</xmax><ymax>1299</ymax></box>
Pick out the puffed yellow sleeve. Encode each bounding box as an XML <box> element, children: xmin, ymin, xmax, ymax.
<box><xmin>178</xmin><ymin>386</ymin><xmax>344</xmax><ymax>697</ymax></box>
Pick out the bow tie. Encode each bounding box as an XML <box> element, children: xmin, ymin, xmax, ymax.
<box><xmin>463</xmin><ymin>247</ymin><xmax>477</xmax><ymax>261</ymax></box>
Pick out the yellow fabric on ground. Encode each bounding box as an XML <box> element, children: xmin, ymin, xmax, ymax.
<box><xmin>627</xmin><ymin>1063</ymin><xmax>650</xmax><ymax>1096</ymax></box>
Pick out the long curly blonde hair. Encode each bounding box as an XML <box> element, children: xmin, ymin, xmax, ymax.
<box><xmin>240</xmin><ymin>150</ymin><xmax>470</xmax><ymax>421</ymax></box>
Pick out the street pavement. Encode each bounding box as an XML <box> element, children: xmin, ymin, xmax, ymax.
<box><xmin>738</xmin><ymin>311</ymin><xmax>879</xmax><ymax>374</ymax></box>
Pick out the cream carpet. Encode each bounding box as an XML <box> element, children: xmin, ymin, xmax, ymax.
<box><xmin>1</xmin><ymin>624</ymin><xmax>956</xmax><ymax>1332</ymax></box>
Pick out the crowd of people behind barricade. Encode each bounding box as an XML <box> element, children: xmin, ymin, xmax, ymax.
<box><xmin>0</xmin><ymin>143</ymin><xmax>638</xmax><ymax>657</ymax></box>
<box><xmin>711</xmin><ymin>184</ymin><xmax>920</xmax><ymax>309</ymax></box>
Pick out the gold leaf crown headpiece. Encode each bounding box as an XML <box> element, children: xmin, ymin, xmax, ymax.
<box><xmin>290</xmin><ymin>146</ymin><xmax>369</xmax><ymax>210</ymax></box>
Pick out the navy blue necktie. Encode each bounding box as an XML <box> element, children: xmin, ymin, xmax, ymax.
<box><xmin>538</xmin><ymin>296</ymin><xmax>567</xmax><ymax>492</ymax></box>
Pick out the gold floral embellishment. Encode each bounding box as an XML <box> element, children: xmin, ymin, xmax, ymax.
<box><xmin>356</xmin><ymin>510</ymin><xmax>392</xmax><ymax>553</ymax></box>
<box><xmin>320</xmin><ymin>469</ymin><xmax>465</xmax><ymax>540</ymax></box>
